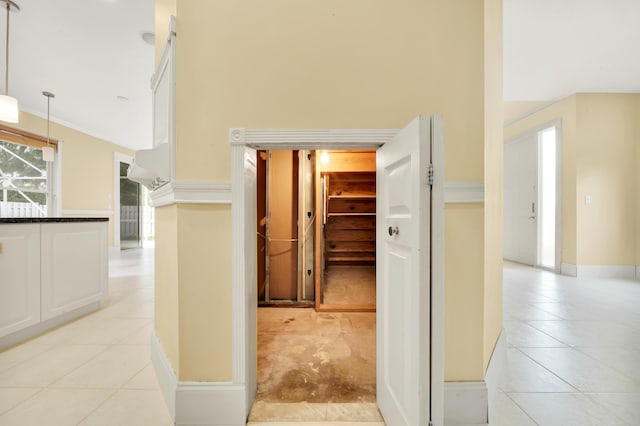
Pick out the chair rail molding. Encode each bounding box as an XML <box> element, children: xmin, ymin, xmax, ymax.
<box><xmin>151</xmin><ymin>181</ymin><xmax>232</xmax><ymax>208</ymax></box>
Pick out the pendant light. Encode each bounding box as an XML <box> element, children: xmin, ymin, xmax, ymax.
<box><xmin>42</xmin><ymin>91</ymin><xmax>54</xmax><ymax>162</ymax></box>
<box><xmin>0</xmin><ymin>0</ymin><xmax>19</xmax><ymax>123</ymax></box>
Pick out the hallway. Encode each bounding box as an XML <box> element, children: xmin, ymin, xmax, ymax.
<box><xmin>1</xmin><ymin>249</ymin><xmax>639</xmax><ymax>424</ymax></box>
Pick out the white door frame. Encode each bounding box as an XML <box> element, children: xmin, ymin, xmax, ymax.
<box><xmin>504</xmin><ymin>120</ymin><xmax>562</xmax><ymax>272</ymax></box>
<box><xmin>229</xmin><ymin>122</ymin><xmax>445</xmax><ymax>424</ymax></box>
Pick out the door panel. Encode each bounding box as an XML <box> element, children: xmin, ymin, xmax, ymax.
<box><xmin>504</xmin><ymin>136</ymin><xmax>537</xmax><ymax>265</ymax></box>
<box><xmin>377</xmin><ymin>115</ymin><xmax>430</xmax><ymax>426</ymax></box>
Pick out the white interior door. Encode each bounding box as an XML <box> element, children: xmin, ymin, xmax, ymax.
<box><xmin>376</xmin><ymin>115</ymin><xmax>431</xmax><ymax>425</ymax></box>
<box><xmin>504</xmin><ymin>136</ymin><xmax>537</xmax><ymax>265</ymax></box>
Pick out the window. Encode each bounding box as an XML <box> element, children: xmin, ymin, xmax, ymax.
<box><xmin>0</xmin><ymin>125</ymin><xmax>58</xmax><ymax>218</ymax></box>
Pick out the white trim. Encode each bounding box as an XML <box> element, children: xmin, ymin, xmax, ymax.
<box><xmin>505</xmin><ymin>120</ymin><xmax>563</xmax><ymax>272</ymax></box>
<box><xmin>150</xmin><ymin>181</ymin><xmax>232</xmax><ymax>207</ymax></box>
<box><xmin>444</xmin><ymin>382</ymin><xmax>488</xmax><ymax>425</ymax></box>
<box><xmin>150</xmin><ymin>332</ymin><xmax>249</xmax><ymax>425</ymax></box>
<box><xmin>443</xmin><ymin>330</ymin><xmax>506</xmax><ymax>425</ymax></box>
<box><xmin>229</xmin><ymin>127</ymin><xmax>398</xmax><ymax>149</ymax></box>
<box><xmin>60</xmin><ymin>209</ymin><xmax>113</xmax><ymax>215</ymax></box>
<box><xmin>152</xmin><ymin>16</ymin><xmax>177</xmax><ymax>182</ymax></box>
<box><xmin>175</xmin><ymin>382</ymin><xmax>247</xmax><ymax>425</ymax></box>
<box><xmin>430</xmin><ymin>116</ymin><xmax>445</xmax><ymax>426</ymax></box>
<box><xmin>150</xmin><ymin>332</ymin><xmax>177</xmax><ymax>419</ymax></box>
<box><xmin>229</xmin><ymin>121</ymin><xmax>445</xmax><ymax>425</ymax></box>
<box><xmin>444</xmin><ymin>182</ymin><xmax>484</xmax><ymax>203</ymax></box>
<box><xmin>576</xmin><ymin>265</ymin><xmax>636</xmax><ymax>280</ymax></box>
<box><xmin>48</xmin><ymin>140</ymin><xmax>63</xmax><ymax>217</ymax></box>
<box><xmin>0</xmin><ymin>302</ymin><xmax>100</xmax><ymax>351</ymax></box>
<box><xmin>561</xmin><ymin>262</ymin><xmax>577</xmax><ymax>277</ymax></box>
<box><xmin>486</xmin><ymin>330</ymin><xmax>507</xmax><ymax>425</ymax></box>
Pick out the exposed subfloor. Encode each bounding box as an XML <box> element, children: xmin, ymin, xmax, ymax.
<box><xmin>250</xmin><ymin>307</ymin><xmax>382</xmax><ymax>423</ymax></box>
<box><xmin>322</xmin><ymin>265</ymin><xmax>376</xmax><ymax>306</ymax></box>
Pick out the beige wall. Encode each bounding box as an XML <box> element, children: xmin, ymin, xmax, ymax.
<box><xmin>154</xmin><ymin>205</ymin><xmax>179</xmax><ymax>373</ymax></box>
<box><xmin>154</xmin><ymin>0</ymin><xmax>502</xmax><ymax>383</ymax></box>
<box><xmin>504</xmin><ymin>101</ymin><xmax>552</xmax><ymax>125</ymax></box>
<box><xmin>177</xmin><ymin>204</ymin><xmax>232</xmax><ymax>381</ymax></box>
<box><xmin>504</xmin><ymin>96</ymin><xmax>578</xmax><ymax>265</ymax></box>
<box><xmin>444</xmin><ymin>204</ymin><xmax>485</xmax><ymax>380</ymax></box>
<box><xmin>482</xmin><ymin>0</ymin><xmax>503</xmax><ymax>371</ymax></box>
<box><xmin>504</xmin><ymin>93</ymin><xmax>640</xmax><ymax>268</ymax></box>
<box><xmin>575</xmin><ymin>94</ymin><xmax>638</xmax><ymax>266</ymax></box>
<box><xmin>154</xmin><ymin>204</ymin><xmax>234</xmax><ymax>381</ymax></box>
<box><xmin>12</xmin><ymin>111</ymin><xmax>133</xmax><ymax>246</ymax></box>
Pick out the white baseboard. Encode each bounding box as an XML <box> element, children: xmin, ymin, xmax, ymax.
<box><xmin>486</xmin><ymin>330</ymin><xmax>507</xmax><ymax>425</ymax></box>
<box><xmin>444</xmin><ymin>330</ymin><xmax>506</xmax><ymax>425</ymax></box>
<box><xmin>150</xmin><ymin>332</ymin><xmax>177</xmax><ymax>419</ymax></box>
<box><xmin>150</xmin><ymin>332</ymin><xmax>249</xmax><ymax>425</ymax></box>
<box><xmin>0</xmin><ymin>302</ymin><xmax>100</xmax><ymax>350</ymax></box>
<box><xmin>561</xmin><ymin>263</ymin><xmax>577</xmax><ymax>277</ymax></box>
<box><xmin>576</xmin><ymin>265</ymin><xmax>636</xmax><ymax>280</ymax></box>
<box><xmin>444</xmin><ymin>381</ymin><xmax>488</xmax><ymax>425</ymax></box>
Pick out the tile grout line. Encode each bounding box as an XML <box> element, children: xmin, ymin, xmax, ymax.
<box><xmin>502</xmin><ymin>391</ymin><xmax>540</xmax><ymax>426</ymax></box>
<box><xmin>513</xmin><ymin>347</ymin><xmax>581</xmax><ymax>393</ymax></box>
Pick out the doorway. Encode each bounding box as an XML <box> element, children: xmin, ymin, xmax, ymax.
<box><xmin>504</xmin><ymin>122</ymin><xmax>561</xmax><ymax>271</ymax></box>
<box><xmin>255</xmin><ymin>149</ymin><xmax>377</xmax><ymax>310</ymax></box>
<box><xmin>253</xmin><ymin>149</ymin><xmax>378</xmax><ymax>420</ymax></box>
<box><xmin>119</xmin><ymin>161</ymin><xmax>142</xmax><ymax>250</ymax></box>
<box><xmin>230</xmin><ymin>116</ymin><xmax>444</xmax><ymax>426</ymax></box>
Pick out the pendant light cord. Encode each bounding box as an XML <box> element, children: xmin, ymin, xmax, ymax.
<box><xmin>42</xmin><ymin>91</ymin><xmax>54</xmax><ymax>147</ymax></box>
<box><xmin>46</xmin><ymin>95</ymin><xmax>50</xmax><ymax>146</ymax></box>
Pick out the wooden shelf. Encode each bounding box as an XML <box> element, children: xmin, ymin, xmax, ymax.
<box><xmin>327</xmin><ymin>212</ymin><xmax>376</xmax><ymax>217</ymax></box>
<box><xmin>328</xmin><ymin>195</ymin><xmax>376</xmax><ymax>200</ymax></box>
<box><xmin>323</xmin><ymin>170</ymin><xmax>376</xmax><ymax>267</ymax></box>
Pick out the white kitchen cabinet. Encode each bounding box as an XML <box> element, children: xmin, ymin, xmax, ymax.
<box><xmin>0</xmin><ymin>219</ymin><xmax>108</xmax><ymax>348</ymax></box>
<box><xmin>40</xmin><ymin>222</ymin><xmax>108</xmax><ymax>321</ymax></box>
<box><xmin>0</xmin><ymin>224</ymin><xmax>41</xmax><ymax>338</ymax></box>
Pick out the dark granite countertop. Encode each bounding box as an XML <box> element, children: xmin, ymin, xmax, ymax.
<box><xmin>0</xmin><ymin>217</ymin><xmax>109</xmax><ymax>224</ymax></box>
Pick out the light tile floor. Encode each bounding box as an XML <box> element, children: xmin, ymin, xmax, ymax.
<box><xmin>495</xmin><ymin>262</ymin><xmax>640</xmax><ymax>425</ymax></box>
<box><xmin>2</xmin><ymin>251</ymin><xmax>639</xmax><ymax>425</ymax></box>
<box><xmin>0</xmin><ymin>248</ymin><xmax>172</xmax><ymax>426</ymax></box>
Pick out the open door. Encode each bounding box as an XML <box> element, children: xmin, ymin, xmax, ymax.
<box><xmin>376</xmin><ymin>115</ymin><xmax>431</xmax><ymax>425</ymax></box>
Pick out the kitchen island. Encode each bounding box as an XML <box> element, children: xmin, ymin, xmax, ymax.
<box><xmin>0</xmin><ymin>218</ymin><xmax>108</xmax><ymax>349</ymax></box>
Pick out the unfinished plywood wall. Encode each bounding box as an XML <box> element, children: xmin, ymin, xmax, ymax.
<box><xmin>268</xmin><ymin>150</ymin><xmax>298</xmax><ymax>300</ymax></box>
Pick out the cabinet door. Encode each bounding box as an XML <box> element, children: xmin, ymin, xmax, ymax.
<box><xmin>0</xmin><ymin>224</ymin><xmax>41</xmax><ymax>338</ymax></box>
<box><xmin>41</xmin><ymin>222</ymin><xmax>108</xmax><ymax>321</ymax></box>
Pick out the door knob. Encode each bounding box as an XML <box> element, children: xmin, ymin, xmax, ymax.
<box><xmin>388</xmin><ymin>226</ymin><xmax>399</xmax><ymax>236</ymax></box>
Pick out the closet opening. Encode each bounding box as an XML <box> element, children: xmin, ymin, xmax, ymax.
<box><xmin>251</xmin><ymin>149</ymin><xmax>379</xmax><ymax>422</ymax></box>
<box><xmin>256</xmin><ymin>149</ymin><xmax>377</xmax><ymax>311</ymax></box>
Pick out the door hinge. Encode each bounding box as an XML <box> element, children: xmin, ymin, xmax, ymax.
<box><xmin>427</xmin><ymin>163</ymin><xmax>434</xmax><ymax>186</ymax></box>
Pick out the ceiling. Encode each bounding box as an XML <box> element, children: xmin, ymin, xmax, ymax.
<box><xmin>504</xmin><ymin>0</ymin><xmax>640</xmax><ymax>101</ymax></box>
<box><xmin>2</xmin><ymin>0</ymin><xmax>154</xmax><ymax>151</ymax></box>
<box><xmin>1</xmin><ymin>0</ymin><xmax>638</xmax><ymax>152</ymax></box>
